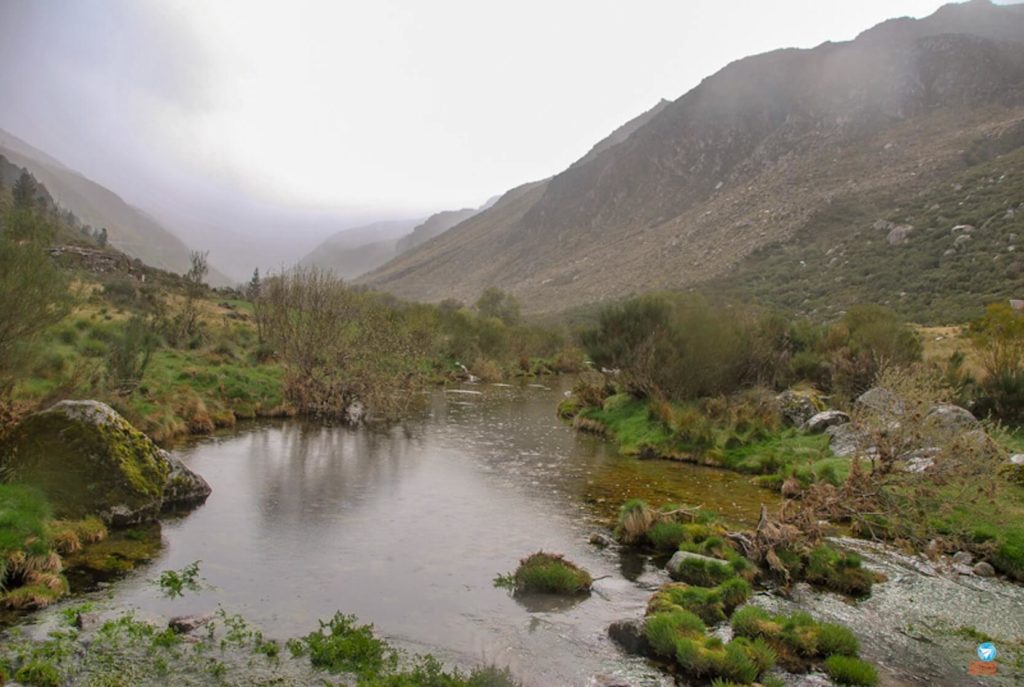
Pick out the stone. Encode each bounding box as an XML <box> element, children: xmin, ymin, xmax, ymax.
<box><xmin>826</xmin><ymin>423</ymin><xmax>871</xmax><ymax>457</ymax></box>
<box><xmin>777</xmin><ymin>389</ymin><xmax>822</xmax><ymax>427</ymax></box>
<box><xmin>589</xmin><ymin>532</ymin><xmax>616</xmax><ymax>548</ymax></box>
<box><xmin>887</xmin><ymin>224</ymin><xmax>914</xmax><ymax>245</ymax></box>
<box><xmin>855</xmin><ymin>387</ymin><xmax>905</xmax><ymax>417</ymax></box>
<box><xmin>343</xmin><ymin>401</ymin><xmax>366</xmax><ymax>425</ymax></box>
<box><xmin>803</xmin><ymin>410</ymin><xmax>850</xmax><ymax>434</ymax></box>
<box><xmin>900</xmin><ymin>448</ymin><xmax>940</xmax><ymax>473</ymax></box>
<box><xmin>666</xmin><ymin>551</ymin><xmax>731</xmax><ymax>583</ymax></box>
<box><xmin>974</xmin><ymin>561</ymin><xmax>996</xmax><ymax>577</ymax></box>
<box><xmin>924</xmin><ymin>404</ymin><xmax>979</xmax><ymax>438</ymax></box>
<box><xmin>952</xmin><ymin>551</ymin><xmax>973</xmax><ymax>566</ymax></box>
<box><xmin>607</xmin><ymin>618</ymin><xmax>651</xmax><ymax>657</ymax></box>
<box><xmin>953</xmin><ymin>563</ymin><xmax>974</xmax><ymax>576</ymax></box>
<box><xmin>169</xmin><ymin>614</ymin><xmax>215</xmax><ymax>634</ymax></box>
<box><xmin>1009</xmin><ymin>454</ymin><xmax>1024</xmax><ymax>466</ymax></box>
<box><xmin>0</xmin><ymin>400</ymin><xmax>211</xmax><ymax>525</ymax></box>
<box><xmin>873</xmin><ymin>219</ymin><xmax>896</xmax><ymax>232</ymax></box>
<box><xmin>951</xmin><ymin>224</ymin><xmax>975</xmax><ymax>234</ymax></box>
<box><xmin>954</xmin><ymin>233</ymin><xmax>972</xmax><ymax>247</ymax></box>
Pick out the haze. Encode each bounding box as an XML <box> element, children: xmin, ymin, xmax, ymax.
<box><xmin>0</xmin><ymin>0</ymin><xmax>960</xmax><ymax>279</ymax></box>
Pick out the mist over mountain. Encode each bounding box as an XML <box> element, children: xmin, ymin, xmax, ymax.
<box><xmin>364</xmin><ymin>0</ymin><xmax>1024</xmax><ymax>319</ymax></box>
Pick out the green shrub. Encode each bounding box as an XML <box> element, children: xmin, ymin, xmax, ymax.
<box><xmin>644</xmin><ymin>610</ymin><xmax>706</xmax><ymax>657</ymax></box>
<box><xmin>671</xmin><ymin>555</ymin><xmax>736</xmax><ymax>586</ymax></box>
<box><xmin>817</xmin><ymin>623</ymin><xmax>860</xmax><ymax>657</ymax></box>
<box><xmin>14</xmin><ymin>660</ymin><xmax>61</xmax><ymax>687</ymax></box>
<box><xmin>802</xmin><ymin>546</ymin><xmax>875</xmax><ymax>597</ymax></box>
<box><xmin>511</xmin><ymin>552</ymin><xmax>592</xmax><ymax>595</ymax></box>
<box><xmin>647</xmin><ymin>521</ymin><xmax>690</xmax><ymax>551</ymax></box>
<box><xmin>298</xmin><ymin>612</ymin><xmax>396</xmax><ymax>676</ymax></box>
<box><xmin>825</xmin><ymin>655</ymin><xmax>879</xmax><ymax>686</ymax></box>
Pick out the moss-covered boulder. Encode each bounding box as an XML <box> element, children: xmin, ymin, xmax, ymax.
<box><xmin>0</xmin><ymin>401</ymin><xmax>211</xmax><ymax>526</ymax></box>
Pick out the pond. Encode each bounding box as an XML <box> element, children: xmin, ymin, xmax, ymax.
<box><xmin>66</xmin><ymin>381</ymin><xmax>779</xmax><ymax>686</ymax></box>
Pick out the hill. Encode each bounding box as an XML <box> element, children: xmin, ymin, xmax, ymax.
<box><xmin>0</xmin><ymin>128</ymin><xmax>229</xmax><ymax>283</ymax></box>
<box><xmin>299</xmin><ymin>219</ymin><xmax>422</xmax><ymax>279</ymax></box>
<box><xmin>363</xmin><ymin>0</ymin><xmax>1024</xmax><ymax>322</ymax></box>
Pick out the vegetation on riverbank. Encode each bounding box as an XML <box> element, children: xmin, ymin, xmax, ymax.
<box><xmin>0</xmin><ymin>601</ymin><xmax>520</xmax><ymax>687</ymax></box>
<box><xmin>494</xmin><ymin>552</ymin><xmax>593</xmax><ymax>596</ymax></box>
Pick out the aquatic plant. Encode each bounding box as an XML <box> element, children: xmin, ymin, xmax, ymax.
<box><xmin>505</xmin><ymin>552</ymin><xmax>592</xmax><ymax>595</ymax></box>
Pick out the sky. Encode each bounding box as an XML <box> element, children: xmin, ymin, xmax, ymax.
<box><xmin>0</xmin><ymin>0</ymin><xmax>979</xmax><ymax>273</ymax></box>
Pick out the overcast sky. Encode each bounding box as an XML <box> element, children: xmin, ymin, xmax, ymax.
<box><xmin>0</xmin><ymin>0</ymin><xmax>982</xmax><ymax>269</ymax></box>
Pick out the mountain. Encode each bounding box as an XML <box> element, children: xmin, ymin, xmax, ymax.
<box><xmin>395</xmin><ymin>208</ymin><xmax>480</xmax><ymax>254</ymax></box>
<box><xmin>364</xmin><ymin>0</ymin><xmax>1024</xmax><ymax>322</ymax></box>
<box><xmin>299</xmin><ymin>219</ymin><xmax>422</xmax><ymax>279</ymax></box>
<box><xmin>0</xmin><ymin>128</ymin><xmax>229</xmax><ymax>284</ymax></box>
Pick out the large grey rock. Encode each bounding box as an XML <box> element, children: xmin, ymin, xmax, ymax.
<box><xmin>607</xmin><ymin>618</ymin><xmax>651</xmax><ymax>657</ymax></box>
<box><xmin>924</xmin><ymin>404</ymin><xmax>979</xmax><ymax>439</ymax></box>
<box><xmin>777</xmin><ymin>389</ymin><xmax>820</xmax><ymax>427</ymax></box>
<box><xmin>0</xmin><ymin>400</ymin><xmax>211</xmax><ymax>526</ymax></box>
<box><xmin>826</xmin><ymin>423</ymin><xmax>871</xmax><ymax>457</ymax></box>
<box><xmin>803</xmin><ymin>410</ymin><xmax>850</xmax><ymax>434</ymax></box>
<box><xmin>856</xmin><ymin>387</ymin><xmax>905</xmax><ymax>417</ymax></box>
<box><xmin>666</xmin><ymin>550</ymin><xmax>732</xmax><ymax>583</ymax></box>
<box><xmin>887</xmin><ymin>224</ymin><xmax>914</xmax><ymax>245</ymax></box>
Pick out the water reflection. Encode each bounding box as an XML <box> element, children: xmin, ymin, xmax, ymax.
<box><xmin>100</xmin><ymin>380</ymin><xmax>775</xmax><ymax>687</ymax></box>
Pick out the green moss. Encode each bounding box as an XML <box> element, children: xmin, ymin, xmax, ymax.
<box><xmin>511</xmin><ymin>552</ymin><xmax>592</xmax><ymax>595</ymax></box>
<box><xmin>14</xmin><ymin>659</ymin><xmax>61</xmax><ymax>687</ymax></box>
<box><xmin>0</xmin><ymin>484</ymin><xmax>51</xmax><ymax>558</ymax></box>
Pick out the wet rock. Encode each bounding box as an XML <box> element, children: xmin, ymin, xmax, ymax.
<box><xmin>803</xmin><ymin>410</ymin><xmax>850</xmax><ymax>434</ymax></box>
<box><xmin>163</xmin><ymin>451</ymin><xmax>212</xmax><ymax>509</ymax></box>
<box><xmin>0</xmin><ymin>400</ymin><xmax>211</xmax><ymax>525</ymax></box>
<box><xmin>589</xmin><ymin>532</ymin><xmax>617</xmax><ymax>548</ymax></box>
<box><xmin>974</xmin><ymin>561</ymin><xmax>996</xmax><ymax>577</ymax></box>
<box><xmin>607</xmin><ymin>618</ymin><xmax>651</xmax><ymax>657</ymax></box>
<box><xmin>169</xmin><ymin>613</ymin><xmax>215</xmax><ymax>634</ymax></box>
<box><xmin>825</xmin><ymin>423</ymin><xmax>871</xmax><ymax>457</ymax></box>
<box><xmin>952</xmin><ymin>551</ymin><xmax>973</xmax><ymax>566</ymax></box>
<box><xmin>73</xmin><ymin>611</ymin><xmax>102</xmax><ymax>630</ymax></box>
<box><xmin>343</xmin><ymin>401</ymin><xmax>366</xmax><ymax>425</ymax></box>
<box><xmin>777</xmin><ymin>389</ymin><xmax>821</xmax><ymax>427</ymax></box>
<box><xmin>855</xmin><ymin>387</ymin><xmax>904</xmax><ymax>417</ymax></box>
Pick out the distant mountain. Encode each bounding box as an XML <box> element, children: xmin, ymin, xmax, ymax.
<box><xmin>303</xmin><ymin>198</ymin><xmax>497</xmax><ymax>281</ymax></box>
<box><xmin>0</xmin><ymin>128</ymin><xmax>229</xmax><ymax>284</ymax></box>
<box><xmin>364</xmin><ymin>0</ymin><xmax>1024</xmax><ymax>322</ymax></box>
<box><xmin>299</xmin><ymin>219</ymin><xmax>422</xmax><ymax>279</ymax></box>
<box><xmin>395</xmin><ymin>208</ymin><xmax>480</xmax><ymax>254</ymax></box>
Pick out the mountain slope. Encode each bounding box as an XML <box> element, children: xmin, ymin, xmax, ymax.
<box><xmin>396</xmin><ymin>208</ymin><xmax>480</xmax><ymax>254</ymax></box>
<box><xmin>364</xmin><ymin>0</ymin><xmax>1024</xmax><ymax>320</ymax></box>
<box><xmin>299</xmin><ymin>219</ymin><xmax>422</xmax><ymax>279</ymax></box>
<box><xmin>0</xmin><ymin>129</ymin><xmax>226</xmax><ymax>282</ymax></box>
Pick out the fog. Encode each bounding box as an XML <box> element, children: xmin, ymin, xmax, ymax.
<box><xmin>0</xmin><ymin>0</ymin><xmax>962</xmax><ymax>279</ymax></box>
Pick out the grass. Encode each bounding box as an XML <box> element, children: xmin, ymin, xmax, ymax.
<box><xmin>648</xmin><ymin>578</ymin><xmax>752</xmax><ymax>625</ymax></box>
<box><xmin>503</xmin><ymin>552</ymin><xmax>593</xmax><ymax>595</ymax></box>
<box><xmin>731</xmin><ymin>606</ymin><xmax>870</xmax><ymax>675</ymax></box>
<box><xmin>824</xmin><ymin>655</ymin><xmax>879</xmax><ymax>686</ymax></box>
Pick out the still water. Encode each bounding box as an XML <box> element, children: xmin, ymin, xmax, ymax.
<box><xmin>106</xmin><ymin>381</ymin><xmax>777</xmax><ymax>686</ymax></box>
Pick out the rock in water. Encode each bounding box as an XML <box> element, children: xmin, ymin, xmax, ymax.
<box><xmin>607</xmin><ymin>618</ymin><xmax>651</xmax><ymax>657</ymax></box>
<box><xmin>0</xmin><ymin>400</ymin><xmax>211</xmax><ymax>525</ymax></box>
<box><xmin>803</xmin><ymin>410</ymin><xmax>850</xmax><ymax>433</ymax></box>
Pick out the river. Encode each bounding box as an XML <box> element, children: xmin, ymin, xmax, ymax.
<box><xmin>68</xmin><ymin>380</ymin><xmax>777</xmax><ymax>686</ymax></box>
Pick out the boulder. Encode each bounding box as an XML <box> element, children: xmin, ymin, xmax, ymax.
<box><xmin>974</xmin><ymin>561</ymin><xmax>996</xmax><ymax>577</ymax></box>
<box><xmin>777</xmin><ymin>389</ymin><xmax>822</xmax><ymax>427</ymax></box>
<box><xmin>924</xmin><ymin>404</ymin><xmax>979</xmax><ymax>439</ymax></box>
<box><xmin>886</xmin><ymin>224</ymin><xmax>914</xmax><ymax>246</ymax></box>
<box><xmin>0</xmin><ymin>400</ymin><xmax>211</xmax><ymax>526</ymax></box>
<box><xmin>855</xmin><ymin>387</ymin><xmax>905</xmax><ymax>418</ymax></box>
<box><xmin>803</xmin><ymin>410</ymin><xmax>850</xmax><ymax>434</ymax></box>
<box><xmin>826</xmin><ymin>423</ymin><xmax>871</xmax><ymax>457</ymax></box>
<box><xmin>607</xmin><ymin>618</ymin><xmax>651</xmax><ymax>656</ymax></box>
<box><xmin>589</xmin><ymin>532</ymin><xmax>617</xmax><ymax>549</ymax></box>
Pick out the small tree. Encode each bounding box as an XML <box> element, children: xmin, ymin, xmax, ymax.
<box><xmin>106</xmin><ymin>316</ymin><xmax>156</xmax><ymax>394</ymax></box>
<box><xmin>247</xmin><ymin>267</ymin><xmax>266</xmax><ymax>343</ymax></box>
<box><xmin>475</xmin><ymin>287</ymin><xmax>521</xmax><ymax>326</ymax></box>
<box><xmin>12</xmin><ymin>171</ymin><xmax>37</xmax><ymax>209</ymax></box>
<box><xmin>175</xmin><ymin>250</ymin><xmax>209</xmax><ymax>342</ymax></box>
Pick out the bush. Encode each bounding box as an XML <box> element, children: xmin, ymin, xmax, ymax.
<box><xmin>817</xmin><ymin>623</ymin><xmax>860</xmax><ymax>657</ymax></box>
<box><xmin>645</xmin><ymin>610</ymin><xmax>706</xmax><ymax>657</ymax></box>
<box><xmin>510</xmin><ymin>552</ymin><xmax>592</xmax><ymax>595</ymax></box>
<box><xmin>824</xmin><ymin>655</ymin><xmax>879</xmax><ymax>686</ymax></box>
<box><xmin>802</xmin><ymin>546</ymin><xmax>875</xmax><ymax>597</ymax></box>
